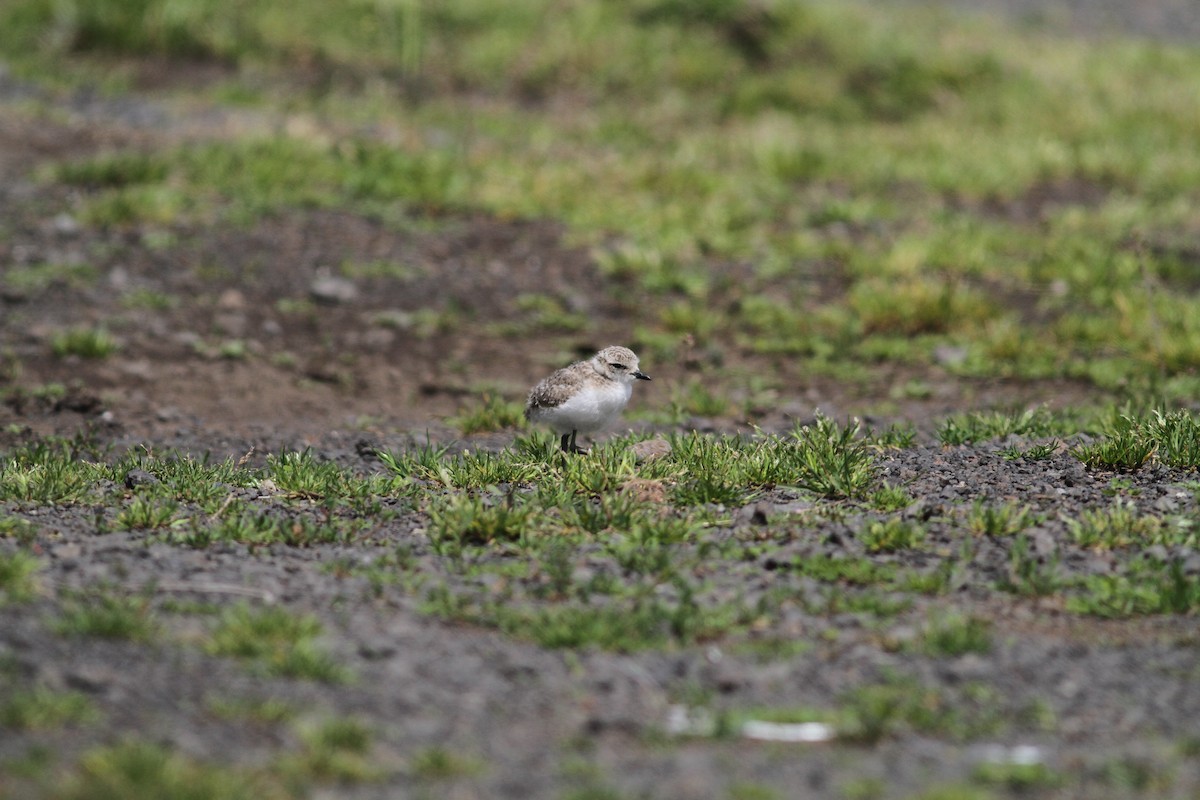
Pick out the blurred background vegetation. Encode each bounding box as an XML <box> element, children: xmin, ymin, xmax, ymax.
<box><xmin>2</xmin><ymin>0</ymin><xmax>1199</xmax><ymax>408</ymax></box>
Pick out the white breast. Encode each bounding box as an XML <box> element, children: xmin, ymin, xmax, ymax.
<box><xmin>530</xmin><ymin>381</ymin><xmax>632</xmax><ymax>434</ymax></box>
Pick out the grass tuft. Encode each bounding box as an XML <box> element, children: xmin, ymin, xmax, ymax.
<box><xmin>1073</xmin><ymin>409</ymin><xmax>1200</xmax><ymax>471</ymax></box>
<box><xmin>860</xmin><ymin>517</ymin><xmax>925</xmax><ymax>553</ymax></box>
<box><xmin>937</xmin><ymin>407</ymin><xmax>1074</xmax><ymax>446</ymax></box>
<box><xmin>1068</xmin><ymin>557</ymin><xmax>1200</xmax><ymax>617</ymax></box>
<box><xmin>54</xmin><ymin>589</ymin><xmax>159</xmax><ymax>641</ymax></box>
<box><xmin>51</xmin><ymin>327</ymin><xmax>119</xmax><ymax>359</ymax></box>
<box><xmin>787</xmin><ymin>415</ymin><xmax>877</xmax><ymax>499</ymax></box>
<box><xmin>0</xmin><ymin>686</ymin><xmax>97</xmax><ymax>731</ymax></box>
<box><xmin>450</xmin><ymin>394</ymin><xmax>528</xmax><ymax>435</ymax></box>
<box><xmin>206</xmin><ymin>603</ymin><xmax>350</xmax><ymax>683</ymax></box>
<box><xmin>916</xmin><ymin>612</ymin><xmax>993</xmax><ymax>657</ymax></box>
<box><xmin>966</xmin><ymin>499</ymin><xmax>1039</xmax><ymax>537</ymax></box>
<box><xmin>0</xmin><ymin>549</ymin><xmax>40</xmax><ymax>604</ymax></box>
<box><xmin>53</xmin><ymin>740</ymin><xmax>274</xmax><ymax>800</ymax></box>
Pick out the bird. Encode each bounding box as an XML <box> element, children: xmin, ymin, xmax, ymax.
<box><xmin>524</xmin><ymin>346</ymin><xmax>651</xmax><ymax>454</ymax></box>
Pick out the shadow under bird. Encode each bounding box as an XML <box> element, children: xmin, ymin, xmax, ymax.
<box><xmin>524</xmin><ymin>346</ymin><xmax>651</xmax><ymax>454</ymax></box>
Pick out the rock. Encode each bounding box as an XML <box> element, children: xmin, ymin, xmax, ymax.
<box><xmin>629</xmin><ymin>437</ymin><xmax>671</xmax><ymax>463</ymax></box>
<box><xmin>1153</xmin><ymin>494</ymin><xmax>1180</xmax><ymax>513</ymax></box>
<box><xmin>53</xmin><ymin>213</ymin><xmax>80</xmax><ymax>236</ymax></box>
<box><xmin>309</xmin><ymin>273</ymin><xmax>358</xmax><ymax>305</ymax></box>
<box><xmin>66</xmin><ymin>665</ymin><xmax>119</xmax><ymax>695</ymax></box>
<box><xmin>52</xmin><ymin>544</ymin><xmax>82</xmax><ymax>560</ymax></box>
<box><xmin>1</xmin><ymin>284</ymin><xmax>28</xmax><ymax>303</ymax></box>
<box><xmin>359</xmin><ymin>641</ymin><xmax>398</xmax><ymax>660</ymax></box>
<box><xmin>1144</xmin><ymin>544</ymin><xmax>1170</xmax><ymax>563</ymax></box>
<box><xmin>933</xmin><ymin>344</ymin><xmax>969</xmax><ymax>367</ymax></box>
<box><xmin>118</xmin><ymin>359</ymin><xmax>155</xmax><ymax>381</ymax></box>
<box><xmin>362</xmin><ymin>327</ymin><xmax>396</xmax><ymax>350</ymax></box>
<box><xmin>124</xmin><ymin>469</ymin><xmax>160</xmax><ymax>489</ymax></box>
<box><xmin>580</xmin><ymin>658</ymin><xmax>667</xmax><ymax>734</ymax></box>
<box><xmin>108</xmin><ymin>266</ymin><xmax>129</xmax><ymax>290</ymax></box>
<box><xmin>734</xmin><ymin>502</ymin><xmax>770</xmax><ymax>526</ymax></box>
<box><xmin>55</xmin><ymin>391</ymin><xmax>104</xmax><ymax>415</ymax></box>
<box><xmin>216</xmin><ymin>289</ymin><xmax>247</xmax><ymax>310</ymax></box>
<box><xmin>213</xmin><ymin>311</ymin><xmax>248</xmax><ymax>337</ymax></box>
<box><xmin>1030</xmin><ymin>527</ymin><xmax>1058</xmax><ymax>556</ymax></box>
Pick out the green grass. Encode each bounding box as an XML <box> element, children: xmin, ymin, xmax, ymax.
<box><xmin>449</xmin><ymin>394</ymin><xmax>528</xmax><ymax>435</ymax></box>
<box><xmin>1068</xmin><ymin>557</ymin><xmax>1200</xmax><ymax>617</ymax></box>
<box><xmin>267</xmin><ymin>450</ymin><xmax>391</xmax><ymax>503</ymax></box>
<box><xmin>428</xmin><ymin>491</ymin><xmax>540</xmax><ymax>550</ymax></box>
<box><xmin>423</xmin><ymin>581</ymin><xmax>748</xmax><ymax>652</ymax></box>
<box><xmin>906</xmin><ymin>786</ymin><xmax>995</xmax><ymax>800</ymax></box>
<box><xmin>996</xmin><ymin>534</ymin><xmax>1063</xmax><ymax>598</ymax></box>
<box><xmin>206</xmin><ymin>603</ymin><xmax>350</xmax><ymax>683</ymax></box>
<box><xmin>171</xmin><ymin>508</ymin><xmax>366</xmax><ymax>548</ymax></box>
<box><xmin>0</xmin><ymin>549</ymin><xmax>40</xmax><ymax>604</ymax></box>
<box><xmin>1073</xmin><ymin>409</ymin><xmax>1200</xmax><ymax>471</ymax></box>
<box><xmin>55</xmin><ymin>151</ymin><xmax>169</xmax><ymax>187</ymax></box>
<box><xmin>102</xmin><ymin>448</ymin><xmax>401</xmax><ymax>546</ymax></box>
<box><xmin>1091</xmin><ymin>755</ymin><xmax>1170</xmax><ymax>794</ymax></box>
<box><xmin>860</xmin><ymin>517</ymin><xmax>925</xmax><ymax>553</ymax></box>
<box><xmin>937</xmin><ymin>407</ymin><xmax>1085</xmax><ymax>446</ymax></box>
<box><xmin>966</xmin><ymin>499</ymin><xmax>1039</xmax><ymax>537</ymax></box>
<box><xmin>278</xmin><ymin>717</ymin><xmax>385</xmax><ymax>785</ymax></box>
<box><xmin>43</xmin><ymin>722</ymin><xmax>386</xmax><ymax>798</ymax></box>
<box><xmin>915</xmin><ymin>612</ymin><xmax>993</xmax><ymax>657</ymax></box>
<box><xmin>1</xmin><ymin>1</ymin><xmax>1199</xmax><ymax>393</ymax></box>
<box><xmin>971</xmin><ymin>761</ymin><xmax>1063</xmax><ymax>791</ymax></box>
<box><xmin>116</xmin><ymin>496</ymin><xmax>180</xmax><ymax>530</ymax></box>
<box><xmin>384</xmin><ymin>417</ymin><xmax>876</xmax><ymax>502</ymax></box>
<box><xmin>1072</xmin><ymin>416</ymin><xmax>1157</xmax><ymax>471</ymax></box>
<box><xmin>409</xmin><ymin>746</ymin><xmax>481</xmax><ymax>781</ymax></box>
<box><xmin>0</xmin><ymin>686</ymin><xmax>97</xmax><ymax>731</ymax></box>
<box><xmin>205</xmin><ymin>695</ymin><xmax>297</xmax><ymax>726</ymax></box>
<box><xmin>2</xmin><ymin>3</ymin><xmax>1200</xmax><ymax>388</ymax></box>
<box><xmin>494</xmin><ymin>293</ymin><xmax>589</xmax><ymax>335</ymax></box>
<box><xmin>6</xmin><ymin>404</ymin><xmax>1199</xmax><ymax>672</ymax></box>
<box><xmin>51</xmin><ymin>327</ymin><xmax>119</xmax><ymax>359</ymax></box>
<box><xmin>0</xmin><ymin>442</ymin><xmax>105</xmax><ymax>504</ymax></box>
<box><xmin>0</xmin><ymin>514</ymin><xmax>40</xmax><ymax>544</ymax></box>
<box><xmin>1064</xmin><ymin>499</ymin><xmax>1171</xmax><ymax>550</ymax></box>
<box><xmin>54</xmin><ymin>589</ymin><xmax>159</xmax><ymax>641</ymax></box>
<box><xmin>869</xmin><ymin>483</ymin><xmax>913</xmax><ymax>512</ymax></box>
<box><xmin>786</xmin><ymin>415</ymin><xmax>878</xmax><ymax>499</ymax></box>
<box><xmin>50</xmin><ymin>740</ymin><xmax>280</xmax><ymax>800</ymax></box>
<box><xmin>999</xmin><ymin>440</ymin><xmax>1060</xmax><ymax>461</ymax></box>
<box><xmin>121</xmin><ymin>288</ymin><xmax>180</xmax><ymax>310</ymax></box>
<box><xmin>1</xmin><ymin>262</ymin><xmax>98</xmax><ymax>296</ymax></box>
<box><xmin>789</xmin><ymin>555</ymin><xmax>896</xmax><ymax>587</ymax></box>
<box><xmin>117</xmin><ymin>452</ymin><xmax>261</xmax><ymax>505</ymax></box>
<box><xmin>836</xmin><ymin>676</ymin><xmax>1005</xmax><ymax>744</ymax></box>
<box><xmin>727</xmin><ymin>783</ymin><xmax>781</xmax><ymax>800</ymax></box>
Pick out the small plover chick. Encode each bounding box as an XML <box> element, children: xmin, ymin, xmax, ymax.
<box><xmin>525</xmin><ymin>346</ymin><xmax>651</xmax><ymax>454</ymax></box>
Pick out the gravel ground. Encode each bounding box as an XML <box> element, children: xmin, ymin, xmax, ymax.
<box><xmin>3</xmin><ymin>431</ymin><xmax>1200</xmax><ymax>798</ymax></box>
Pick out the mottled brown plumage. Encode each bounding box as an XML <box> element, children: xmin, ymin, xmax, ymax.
<box><xmin>525</xmin><ymin>346</ymin><xmax>650</xmax><ymax>453</ymax></box>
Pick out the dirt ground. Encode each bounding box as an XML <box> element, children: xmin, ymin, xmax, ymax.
<box><xmin>2</xmin><ymin>3</ymin><xmax>1200</xmax><ymax>799</ymax></box>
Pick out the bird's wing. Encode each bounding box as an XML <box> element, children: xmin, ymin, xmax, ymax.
<box><xmin>525</xmin><ymin>367</ymin><xmax>585</xmax><ymax>411</ymax></box>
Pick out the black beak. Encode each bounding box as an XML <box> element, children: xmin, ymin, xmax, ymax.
<box><xmin>634</xmin><ymin>371</ymin><xmax>651</xmax><ymax>381</ymax></box>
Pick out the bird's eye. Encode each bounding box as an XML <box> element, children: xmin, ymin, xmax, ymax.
<box><xmin>610</xmin><ymin>363</ymin><xmax>627</xmax><ymax>370</ymax></box>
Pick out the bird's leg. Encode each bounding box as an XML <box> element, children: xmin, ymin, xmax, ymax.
<box><xmin>569</xmin><ymin>430</ymin><xmax>589</xmax><ymax>455</ymax></box>
<box><xmin>559</xmin><ymin>432</ymin><xmax>572</xmax><ymax>453</ymax></box>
